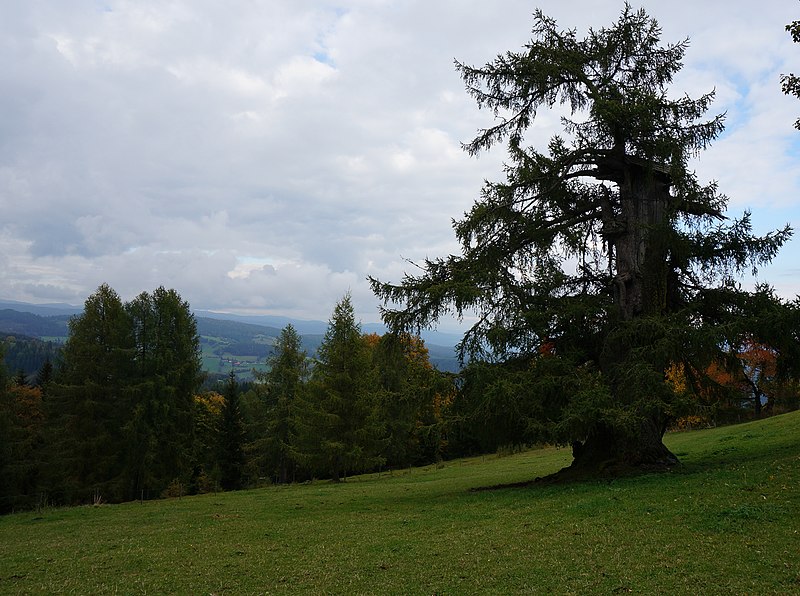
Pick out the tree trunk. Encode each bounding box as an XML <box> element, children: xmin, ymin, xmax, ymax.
<box><xmin>545</xmin><ymin>159</ymin><xmax>678</xmax><ymax>480</ymax></box>
<box><xmin>564</xmin><ymin>416</ymin><xmax>678</xmax><ymax>478</ymax></box>
<box><xmin>611</xmin><ymin>161</ymin><xmax>672</xmax><ymax>320</ymax></box>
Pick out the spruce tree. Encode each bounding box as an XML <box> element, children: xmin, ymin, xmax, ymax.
<box><xmin>255</xmin><ymin>324</ymin><xmax>307</xmax><ymax>483</ymax></box>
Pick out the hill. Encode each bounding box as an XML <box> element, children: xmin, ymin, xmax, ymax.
<box><xmin>0</xmin><ymin>300</ymin><xmax>82</xmax><ymax>317</ymax></box>
<box><xmin>0</xmin><ymin>411</ymin><xmax>798</xmax><ymax>593</ymax></box>
<box><xmin>0</xmin><ymin>302</ymin><xmax>461</xmax><ymax>378</ymax></box>
<box><xmin>0</xmin><ymin>309</ymin><xmax>70</xmax><ymax>339</ymax></box>
<box><xmin>0</xmin><ymin>333</ymin><xmax>61</xmax><ymax>378</ymax></box>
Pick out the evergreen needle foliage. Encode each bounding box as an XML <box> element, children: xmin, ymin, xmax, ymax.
<box><xmin>371</xmin><ymin>5</ymin><xmax>797</xmax><ymax>476</ymax></box>
<box><xmin>292</xmin><ymin>294</ymin><xmax>385</xmax><ymax>481</ymax></box>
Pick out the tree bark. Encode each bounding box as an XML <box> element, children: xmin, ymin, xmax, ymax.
<box><xmin>561</xmin><ymin>416</ymin><xmax>678</xmax><ymax>479</ymax></box>
<box><xmin>608</xmin><ymin>160</ymin><xmax>672</xmax><ymax>320</ymax></box>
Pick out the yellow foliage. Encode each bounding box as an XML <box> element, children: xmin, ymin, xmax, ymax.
<box><xmin>362</xmin><ymin>332</ymin><xmax>381</xmax><ymax>349</ymax></box>
<box><xmin>433</xmin><ymin>390</ymin><xmax>454</xmax><ymax>421</ymax></box>
<box><xmin>7</xmin><ymin>385</ymin><xmax>44</xmax><ymax>428</ymax></box>
<box><xmin>665</xmin><ymin>362</ymin><xmax>687</xmax><ymax>394</ymax></box>
<box><xmin>194</xmin><ymin>391</ymin><xmax>225</xmax><ymax>416</ymax></box>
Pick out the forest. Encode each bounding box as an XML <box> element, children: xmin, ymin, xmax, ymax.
<box><xmin>1</xmin><ymin>275</ymin><xmax>798</xmax><ymax>513</ymax></box>
<box><xmin>0</xmin><ymin>284</ymin><xmax>460</xmax><ymax>512</ymax></box>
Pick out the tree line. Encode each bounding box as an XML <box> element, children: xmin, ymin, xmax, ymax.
<box><xmin>2</xmin><ymin>277</ymin><xmax>798</xmax><ymax>512</ymax></box>
<box><xmin>0</xmin><ymin>285</ymin><xmax>455</xmax><ymax>512</ymax></box>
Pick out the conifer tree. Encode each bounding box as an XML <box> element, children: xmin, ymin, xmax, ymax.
<box><xmin>35</xmin><ymin>359</ymin><xmax>53</xmax><ymax>391</ymax></box>
<box><xmin>47</xmin><ymin>284</ymin><xmax>134</xmax><ymax>501</ymax></box>
<box><xmin>118</xmin><ymin>287</ymin><xmax>202</xmax><ymax>498</ymax></box>
<box><xmin>294</xmin><ymin>294</ymin><xmax>384</xmax><ymax>481</ymax></box>
<box><xmin>43</xmin><ymin>284</ymin><xmax>202</xmax><ymax>504</ymax></box>
<box><xmin>218</xmin><ymin>370</ymin><xmax>245</xmax><ymax>490</ymax></box>
<box><xmin>782</xmin><ymin>18</ymin><xmax>800</xmax><ymax>129</ymax></box>
<box><xmin>372</xmin><ymin>332</ymin><xmax>451</xmax><ymax>467</ymax></box>
<box><xmin>371</xmin><ymin>6</ymin><xmax>793</xmax><ymax>476</ymax></box>
<box><xmin>254</xmin><ymin>324</ymin><xmax>307</xmax><ymax>483</ymax></box>
<box><xmin>0</xmin><ymin>347</ymin><xmax>14</xmax><ymax>511</ymax></box>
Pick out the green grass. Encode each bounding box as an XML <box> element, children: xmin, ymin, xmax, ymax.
<box><xmin>2</xmin><ymin>413</ymin><xmax>799</xmax><ymax>594</ymax></box>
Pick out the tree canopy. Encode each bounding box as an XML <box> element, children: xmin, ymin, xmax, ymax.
<box><xmin>782</xmin><ymin>18</ymin><xmax>800</xmax><ymax>129</ymax></box>
<box><xmin>45</xmin><ymin>284</ymin><xmax>203</xmax><ymax>503</ymax></box>
<box><xmin>371</xmin><ymin>5</ymin><xmax>794</xmax><ymax>476</ymax></box>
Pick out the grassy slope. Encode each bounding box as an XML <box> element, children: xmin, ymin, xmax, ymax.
<box><xmin>1</xmin><ymin>412</ymin><xmax>799</xmax><ymax>594</ymax></box>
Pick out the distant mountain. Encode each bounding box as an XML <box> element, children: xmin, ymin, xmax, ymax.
<box><xmin>196</xmin><ymin>316</ymin><xmax>284</xmax><ymax>342</ymax></box>
<box><xmin>0</xmin><ymin>301</ymin><xmax>462</xmax><ymax>374</ymax></box>
<box><xmin>194</xmin><ymin>309</ymin><xmax>463</xmax><ymax>348</ymax></box>
<box><xmin>0</xmin><ymin>309</ymin><xmax>70</xmax><ymax>338</ymax></box>
<box><xmin>0</xmin><ymin>300</ymin><xmax>82</xmax><ymax>317</ymax></box>
<box><xmin>195</xmin><ymin>312</ymin><xmax>460</xmax><ymax>372</ymax></box>
<box><xmin>195</xmin><ymin>316</ymin><xmax>459</xmax><ymax>372</ymax></box>
<box><xmin>195</xmin><ymin>311</ymin><xmax>329</xmax><ymax>335</ymax></box>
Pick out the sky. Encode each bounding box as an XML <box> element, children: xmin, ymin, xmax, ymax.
<box><xmin>1</xmin><ymin>0</ymin><xmax>799</xmax><ymax>328</ymax></box>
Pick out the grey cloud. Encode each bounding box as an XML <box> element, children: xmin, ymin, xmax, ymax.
<box><xmin>1</xmin><ymin>0</ymin><xmax>799</xmax><ymax>319</ymax></box>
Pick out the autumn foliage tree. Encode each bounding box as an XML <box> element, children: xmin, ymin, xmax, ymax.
<box><xmin>371</xmin><ymin>5</ymin><xmax>794</xmax><ymax>477</ymax></box>
<box><xmin>668</xmin><ymin>335</ymin><xmax>799</xmax><ymax>426</ymax></box>
<box><xmin>0</xmin><ymin>365</ymin><xmax>46</xmax><ymax>512</ymax></box>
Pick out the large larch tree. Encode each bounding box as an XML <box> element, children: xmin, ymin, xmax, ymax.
<box><xmin>371</xmin><ymin>5</ymin><xmax>793</xmax><ymax>476</ymax></box>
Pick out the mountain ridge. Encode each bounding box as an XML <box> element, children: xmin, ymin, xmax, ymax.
<box><xmin>0</xmin><ymin>300</ymin><xmax>461</xmax><ymax>375</ymax></box>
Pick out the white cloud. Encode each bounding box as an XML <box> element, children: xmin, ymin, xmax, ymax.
<box><xmin>1</xmin><ymin>0</ymin><xmax>800</xmax><ymax>322</ymax></box>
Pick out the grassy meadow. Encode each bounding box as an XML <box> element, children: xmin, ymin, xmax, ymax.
<box><xmin>1</xmin><ymin>412</ymin><xmax>799</xmax><ymax>594</ymax></box>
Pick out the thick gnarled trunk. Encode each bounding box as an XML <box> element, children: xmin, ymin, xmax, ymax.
<box><xmin>566</xmin><ymin>417</ymin><xmax>678</xmax><ymax>478</ymax></box>
<box><xmin>610</xmin><ymin>162</ymin><xmax>672</xmax><ymax>320</ymax></box>
<box><xmin>550</xmin><ymin>161</ymin><xmax>679</xmax><ymax>478</ymax></box>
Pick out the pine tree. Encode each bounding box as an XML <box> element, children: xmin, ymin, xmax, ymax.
<box><xmin>371</xmin><ymin>6</ymin><xmax>793</xmax><ymax>477</ymax></box>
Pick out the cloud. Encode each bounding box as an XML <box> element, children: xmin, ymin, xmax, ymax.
<box><xmin>1</xmin><ymin>0</ymin><xmax>799</xmax><ymax>322</ymax></box>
